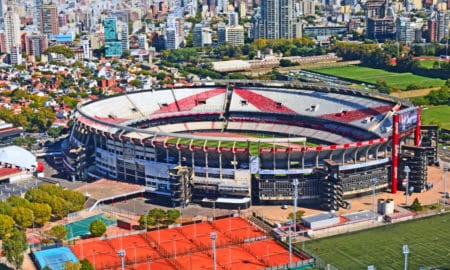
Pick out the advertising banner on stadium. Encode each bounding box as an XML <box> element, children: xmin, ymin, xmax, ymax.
<box><xmin>397</xmin><ymin>107</ymin><xmax>419</xmax><ymax>133</ymax></box>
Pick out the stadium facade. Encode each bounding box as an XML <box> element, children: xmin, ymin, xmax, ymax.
<box><xmin>62</xmin><ymin>82</ymin><xmax>435</xmax><ymax>210</ymax></box>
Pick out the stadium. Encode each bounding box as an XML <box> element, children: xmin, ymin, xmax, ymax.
<box><xmin>62</xmin><ymin>81</ymin><xmax>435</xmax><ymax>210</ymax></box>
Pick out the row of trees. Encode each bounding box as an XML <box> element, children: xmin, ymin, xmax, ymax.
<box><xmin>0</xmin><ymin>184</ymin><xmax>85</xmax><ymax>269</ymax></box>
<box><xmin>138</xmin><ymin>208</ymin><xmax>181</xmax><ymax>228</ymax></box>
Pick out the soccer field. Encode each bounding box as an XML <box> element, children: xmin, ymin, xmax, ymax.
<box><xmin>310</xmin><ymin>65</ymin><xmax>445</xmax><ymax>90</ymax></box>
<box><xmin>303</xmin><ymin>213</ymin><xmax>450</xmax><ymax>269</ymax></box>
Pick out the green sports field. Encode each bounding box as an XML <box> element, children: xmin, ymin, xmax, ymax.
<box><xmin>303</xmin><ymin>213</ymin><xmax>450</xmax><ymax>269</ymax></box>
<box><xmin>310</xmin><ymin>65</ymin><xmax>445</xmax><ymax>90</ymax></box>
<box><xmin>421</xmin><ymin>105</ymin><xmax>450</xmax><ymax>129</ymax></box>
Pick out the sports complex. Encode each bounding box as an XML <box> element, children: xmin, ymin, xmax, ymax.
<box><xmin>62</xmin><ymin>80</ymin><xmax>437</xmax><ymax>210</ymax></box>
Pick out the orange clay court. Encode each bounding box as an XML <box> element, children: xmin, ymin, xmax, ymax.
<box><xmin>70</xmin><ymin>217</ymin><xmax>310</xmax><ymax>270</ymax></box>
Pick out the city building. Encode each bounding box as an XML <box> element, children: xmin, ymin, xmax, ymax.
<box><xmin>396</xmin><ymin>16</ymin><xmax>413</xmax><ymax>45</ymax></box>
<box><xmin>218</xmin><ymin>23</ymin><xmax>245</xmax><ymax>46</ymax></box>
<box><xmin>104</xmin><ymin>17</ymin><xmax>122</xmax><ymax>57</ymax></box>
<box><xmin>193</xmin><ymin>23</ymin><xmax>212</xmax><ymax>47</ymax></box>
<box><xmin>40</xmin><ymin>3</ymin><xmax>59</xmax><ymax>36</ymax></box>
<box><xmin>138</xmin><ymin>34</ymin><xmax>148</xmax><ymax>50</ymax></box>
<box><xmin>25</xmin><ymin>34</ymin><xmax>47</xmax><ymax>57</ymax></box>
<box><xmin>255</xmin><ymin>0</ymin><xmax>299</xmax><ymax>39</ymax></box>
<box><xmin>165</xmin><ymin>27</ymin><xmax>179</xmax><ymax>49</ymax></box>
<box><xmin>4</xmin><ymin>6</ymin><xmax>20</xmax><ymax>54</ymax></box>
<box><xmin>366</xmin><ymin>17</ymin><xmax>395</xmax><ymax>40</ymax></box>
<box><xmin>436</xmin><ymin>11</ymin><xmax>449</xmax><ymax>42</ymax></box>
<box><xmin>0</xmin><ymin>0</ymin><xmax>4</xmax><ymax>31</ymax></box>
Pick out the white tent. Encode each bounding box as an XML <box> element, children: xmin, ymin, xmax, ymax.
<box><xmin>0</xmin><ymin>146</ymin><xmax>37</xmax><ymax>170</ymax></box>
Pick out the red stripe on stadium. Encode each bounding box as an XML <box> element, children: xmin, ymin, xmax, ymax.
<box><xmin>153</xmin><ymin>87</ymin><xmax>226</xmax><ymax>114</ymax></box>
<box><xmin>233</xmin><ymin>88</ymin><xmax>297</xmax><ymax>114</ymax></box>
<box><xmin>320</xmin><ymin>105</ymin><xmax>393</xmax><ymax>123</ymax></box>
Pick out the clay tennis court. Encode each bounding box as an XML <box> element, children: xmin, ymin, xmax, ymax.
<box><xmin>70</xmin><ymin>216</ymin><xmax>311</xmax><ymax>269</ymax></box>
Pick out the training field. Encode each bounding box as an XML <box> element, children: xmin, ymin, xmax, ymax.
<box><xmin>304</xmin><ymin>213</ymin><xmax>450</xmax><ymax>269</ymax></box>
<box><xmin>421</xmin><ymin>105</ymin><xmax>450</xmax><ymax>129</ymax></box>
<box><xmin>310</xmin><ymin>65</ymin><xmax>445</xmax><ymax>89</ymax></box>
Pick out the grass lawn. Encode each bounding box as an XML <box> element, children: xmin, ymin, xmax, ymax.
<box><xmin>310</xmin><ymin>65</ymin><xmax>445</xmax><ymax>90</ymax></box>
<box><xmin>303</xmin><ymin>213</ymin><xmax>450</xmax><ymax>269</ymax></box>
<box><xmin>417</xmin><ymin>60</ymin><xmax>437</xmax><ymax>69</ymax></box>
<box><xmin>421</xmin><ymin>105</ymin><xmax>450</xmax><ymax>129</ymax></box>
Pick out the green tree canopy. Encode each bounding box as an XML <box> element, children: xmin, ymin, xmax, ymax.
<box><xmin>79</xmin><ymin>259</ymin><xmax>95</xmax><ymax>270</ymax></box>
<box><xmin>0</xmin><ymin>214</ymin><xmax>15</xmax><ymax>239</ymax></box>
<box><xmin>44</xmin><ymin>45</ymin><xmax>75</xmax><ymax>58</ymax></box>
<box><xmin>10</xmin><ymin>206</ymin><xmax>33</xmax><ymax>228</ymax></box>
<box><xmin>3</xmin><ymin>228</ymin><xmax>27</xmax><ymax>269</ymax></box>
<box><xmin>166</xmin><ymin>209</ymin><xmax>181</xmax><ymax>224</ymax></box>
<box><xmin>28</xmin><ymin>202</ymin><xmax>52</xmax><ymax>226</ymax></box>
<box><xmin>48</xmin><ymin>224</ymin><xmax>67</xmax><ymax>242</ymax></box>
<box><xmin>63</xmin><ymin>261</ymin><xmax>81</xmax><ymax>270</ymax></box>
<box><xmin>7</xmin><ymin>195</ymin><xmax>30</xmax><ymax>208</ymax></box>
<box><xmin>25</xmin><ymin>188</ymin><xmax>52</xmax><ymax>204</ymax></box>
<box><xmin>48</xmin><ymin>196</ymin><xmax>70</xmax><ymax>219</ymax></box>
<box><xmin>89</xmin><ymin>220</ymin><xmax>106</xmax><ymax>237</ymax></box>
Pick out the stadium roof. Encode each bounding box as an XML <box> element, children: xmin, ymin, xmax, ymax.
<box><xmin>0</xmin><ymin>145</ymin><xmax>37</xmax><ymax>169</ymax></box>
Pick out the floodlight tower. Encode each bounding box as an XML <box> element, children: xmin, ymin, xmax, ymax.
<box><xmin>292</xmin><ymin>178</ymin><xmax>299</xmax><ymax>238</ymax></box>
<box><xmin>211</xmin><ymin>232</ymin><xmax>217</xmax><ymax>270</ymax></box>
<box><xmin>118</xmin><ymin>249</ymin><xmax>126</xmax><ymax>270</ymax></box>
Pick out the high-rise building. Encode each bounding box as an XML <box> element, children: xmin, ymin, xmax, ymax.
<box><xmin>34</xmin><ymin>0</ymin><xmax>43</xmax><ymax>28</ymax></box>
<box><xmin>0</xmin><ymin>0</ymin><xmax>5</xmax><ymax>31</ymax></box>
<box><xmin>218</xmin><ymin>23</ymin><xmax>244</xmax><ymax>46</ymax></box>
<box><xmin>138</xmin><ymin>34</ymin><xmax>148</xmax><ymax>50</ymax></box>
<box><xmin>104</xmin><ymin>17</ymin><xmax>122</xmax><ymax>57</ymax></box>
<box><xmin>4</xmin><ymin>6</ymin><xmax>20</xmax><ymax>54</ymax></box>
<box><xmin>25</xmin><ymin>33</ymin><xmax>47</xmax><ymax>57</ymax></box>
<box><xmin>165</xmin><ymin>27</ymin><xmax>179</xmax><ymax>49</ymax></box>
<box><xmin>82</xmin><ymin>37</ymin><xmax>90</xmax><ymax>59</ymax></box>
<box><xmin>437</xmin><ymin>11</ymin><xmax>449</xmax><ymax>42</ymax></box>
<box><xmin>228</xmin><ymin>11</ymin><xmax>239</xmax><ymax>26</ymax></box>
<box><xmin>9</xmin><ymin>45</ymin><xmax>22</xmax><ymax>65</ymax></box>
<box><xmin>396</xmin><ymin>17</ymin><xmax>413</xmax><ymax>44</ymax></box>
<box><xmin>256</xmin><ymin>0</ymin><xmax>298</xmax><ymax>39</ymax></box>
<box><xmin>427</xmin><ymin>18</ymin><xmax>437</xmax><ymax>42</ymax></box>
<box><xmin>40</xmin><ymin>3</ymin><xmax>59</xmax><ymax>36</ymax></box>
<box><xmin>366</xmin><ymin>17</ymin><xmax>394</xmax><ymax>40</ymax></box>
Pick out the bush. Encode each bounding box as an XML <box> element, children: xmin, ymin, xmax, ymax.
<box><xmin>410</xmin><ymin>198</ymin><xmax>423</xmax><ymax>211</ymax></box>
<box><xmin>89</xmin><ymin>220</ymin><xmax>106</xmax><ymax>237</ymax></box>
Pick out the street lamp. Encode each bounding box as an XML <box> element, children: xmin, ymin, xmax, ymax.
<box><xmin>403</xmin><ymin>166</ymin><xmax>411</xmax><ymax>206</ymax></box>
<box><xmin>444</xmin><ymin>165</ymin><xmax>449</xmax><ymax>211</ymax></box>
<box><xmin>118</xmin><ymin>249</ymin><xmax>126</xmax><ymax>270</ymax></box>
<box><xmin>211</xmin><ymin>232</ymin><xmax>217</xmax><ymax>270</ymax></box>
<box><xmin>402</xmin><ymin>244</ymin><xmax>409</xmax><ymax>270</ymax></box>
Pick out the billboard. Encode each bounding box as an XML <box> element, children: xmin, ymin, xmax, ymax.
<box><xmin>397</xmin><ymin>107</ymin><xmax>419</xmax><ymax>133</ymax></box>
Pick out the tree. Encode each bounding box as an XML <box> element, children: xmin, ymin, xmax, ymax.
<box><xmin>48</xmin><ymin>224</ymin><xmax>67</xmax><ymax>242</ymax></box>
<box><xmin>3</xmin><ymin>228</ymin><xmax>27</xmax><ymax>269</ymax></box>
<box><xmin>166</xmin><ymin>209</ymin><xmax>181</xmax><ymax>224</ymax></box>
<box><xmin>10</xmin><ymin>206</ymin><xmax>33</xmax><ymax>228</ymax></box>
<box><xmin>28</xmin><ymin>203</ymin><xmax>52</xmax><ymax>226</ymax></box>
<box><xmin>410</xmin><ymin>198</ymin><xmax>423</xmax><ymax>211</ymax></box>
<box><xmin>47</xmin><ymin>126</ymin><xmax>64</xmax><ymax>139</ymax></box>
<box><xmin>139</xmin><ymin>214</ymin><xmax>155</xmax><ymax>228</ymax></box>
<box><xmin>79</xmin><ymin>259</ymin><xmax>95</xmax><ymax>270</ymax></box>
<box><xmin>48</xmin><ymin>196</ymin><xmax>70</xmax><ymax>219</ymax></box>
<box><xmin>0</xmin><ymin>201</ymin><xmax>12</xmax><ymax>215</ymax></box>
<box><xmin>63</xmin><ymin>261</ymin><xmax>81</xmax><ymax>270</ymax></box>
<box><xmin>7</xmin><ymin>195</ymin><xmax>30</xmax><ymax>208</ymax></box>
<box><xmin>148</xmin><ymin>208</ymin><xmax>166</xmax><ymax>224</ymax></box>
<box><xmin>287</xmin><ymin>210</ymin><xmax>305</xmax><ymax>221</ymax></box>
<box><xmin>129</xmin><ymin>79</ymin><xmax>142</xmax><ymax>88</ymax></box>
<box><xmin>25</xmin><ymin>188</ymin><xmax>52</xmax><ymax>204</ymax></box>
<box><xmin>0</xmin><ymin>214</ymin><xmax>14</xmax><ymax>238</ymax></box>
<box><xmin>89</xmin><ymin>220</ymin><xmax>106</xmax><ymax>237</ymax></box>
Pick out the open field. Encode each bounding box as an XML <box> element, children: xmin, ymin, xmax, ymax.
<box><xmin>417</xmin><ymin>59</ymin><xmax>436</xmax><ymax>69</ymax></box>
<box><xmin>421</xmin><ymin>105</ymin><xmax>450</xmax><ymax>129</ymax></box>
<box><xmin>310</xmin><ymin>65</ymin><xmax>445</xmax><ymax>90</ymax></box>
<box><xmin>304</xmin><ymin>213</ymin><xmax>450</xmax><ymax>270</ymax></box>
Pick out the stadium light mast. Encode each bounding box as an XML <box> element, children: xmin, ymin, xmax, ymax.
<box><xmin>287</xmin><ymin>219</ymin><xmax>293</xmax><ymax>268</ymax></box>
<box><xmin>211</xmin><ymin>232</ymin><xmax>217</xmax><ymax>270</ymax></box>
<box><xmin>404</xmin><ymin>166</ymin><xmax>411</xmax><ymax>206</ymax></box>
<box><xmin>118</xmin><ymin>249</ymin><xmax>126</xmax><ymax>270</ymax></box>
<box><xmin>402</xmin><ymin>244</ymin><xmax>409</xmax><ymax>270</ymax></box>
<box><xmin>444</xmin><ymin>165</ymin><xmax>449</xmax><ymax>211</ymax></box>
<box><xmin>293</xmin><ymin>178</ymin><xmax>299</xmax><ymax>239</ymax></box>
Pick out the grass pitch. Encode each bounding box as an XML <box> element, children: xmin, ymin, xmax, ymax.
<box><xmin>421</xmin><ymin>105</ymin><xmax>450</xmax><ymax>129</ymax></box>
<box><xmin>310</xmin><ymin>65</ymin><xmax>445</xmax><ymax>90</ymax></box>
<box><xmin>303</xmin><ymin>213</ymin><xmax>450</xmax><ymax>269</ymax></box>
